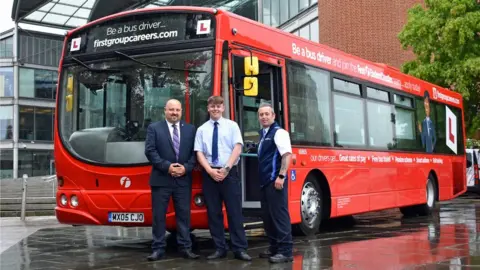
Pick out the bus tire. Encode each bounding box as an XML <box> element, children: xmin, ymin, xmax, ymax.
<box><xmin>415</xmin><ymin>174</ymin><xmax>437</xmax><ymax>216</ymax></box>
<box><xmin>292</xmin><ymin>177</ymin><xmax>323</xmax><ymax>236</ymax></box>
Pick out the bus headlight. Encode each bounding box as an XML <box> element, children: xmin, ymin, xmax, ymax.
<box><xmin>70</xmin><ymin>195</ymin><xmax>79</xmax><ymax>207</ymax></box>
<box><xmin>60</xmin><ymin>194</ymin><xmax>67</xmax><ymax>206</ymax></box>
<box><xmin>194</xmin><ymin>194</ymin><xmax>205</xmax><ymax>207</ymax></box>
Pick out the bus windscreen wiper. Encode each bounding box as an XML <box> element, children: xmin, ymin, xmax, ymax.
<box><xmin>114</xmin><ymin>51</ymin><xmax>206</xmax><ymax>73</ymax></box>
<box><xmin>71</xmin><ymin>57</ymin><xmax>122</xmax><ymax>73</ymax></box>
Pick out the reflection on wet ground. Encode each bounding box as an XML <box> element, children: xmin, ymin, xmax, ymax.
<box><xmin>3</xmin><ymin>194</ymin><xmax>480</xmax><ymax>269</ymax></box>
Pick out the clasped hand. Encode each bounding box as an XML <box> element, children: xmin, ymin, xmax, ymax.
<box><xmin>208</xmin><ymin>167</ymin><xmax>228</xmax><ymax>182</ymax></box>
<box><xmin>169</xmin><ymin>163</ymin><xmax>186</xmax><ymax>177</ymax></box>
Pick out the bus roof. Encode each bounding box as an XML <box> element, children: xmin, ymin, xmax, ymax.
<box><xmin>66</xmin><ymin>6</ymin><xmax>463</xmax><ymax>109</ymax></box>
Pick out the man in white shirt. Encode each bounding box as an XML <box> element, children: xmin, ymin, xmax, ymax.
<box><xmin>256</xmin><ymin>102</ymin><xmax>294</xmax><ymax>263</ymax></box>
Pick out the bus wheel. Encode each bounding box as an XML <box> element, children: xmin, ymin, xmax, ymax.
<box><xmin>293</xmin><ymin>178</ymin><xmax>322</xmax><ymax>236</ymax></box>
<box><xmin>416</xmin><ymin>175</ymin><xmax>437</xmax><ymax>216</ymax></box>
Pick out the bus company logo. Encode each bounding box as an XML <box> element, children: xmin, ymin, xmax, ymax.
<box><xmin>120</xmin><ymin>176</ymin><xmax>131</xmax><ymax>188</ymax></box>
<box><xmin>70</xmin><ymin>37</ymin><xmax>81</xmax><ymax>52</ymax></box>
<box><xmin>196</xmin><ymin>20</ymin><xmax>211</xmax><ymax>35</ymax></box>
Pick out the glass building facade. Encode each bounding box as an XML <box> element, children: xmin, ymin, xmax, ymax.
<box><xmin>0</xmin><ymin>29</ymin><xmax>61</xmax><ymax>179</ymax></box>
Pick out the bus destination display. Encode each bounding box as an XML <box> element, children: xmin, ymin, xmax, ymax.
<box><xmin>67</xmin><ymin>12</ymin><xmax>214</xmax><ymax>55</ymax></box>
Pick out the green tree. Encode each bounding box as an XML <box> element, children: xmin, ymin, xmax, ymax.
<box><xmin>398</xmin><ymin>0</ymin><xmax>480</xmax><ymax>137</ymax></box>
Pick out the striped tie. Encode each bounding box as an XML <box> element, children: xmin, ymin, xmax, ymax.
<box><xmin>172</xmin><ymin>124</ymin><xmax>179</xmax><ymax>160</ymax></box>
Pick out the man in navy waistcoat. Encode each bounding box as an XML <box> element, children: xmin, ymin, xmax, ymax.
<box><xmin>256</xmin><ymin>103</ymin><xmax>294</xmax><ymax>263</ymax></box>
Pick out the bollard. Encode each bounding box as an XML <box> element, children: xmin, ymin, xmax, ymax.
<box><xmin>20</xmin><ymin>174</ymin><xmax>28</xmax><ymax>221</ymax></box>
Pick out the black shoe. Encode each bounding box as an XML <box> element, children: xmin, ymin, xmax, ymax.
<box><xmin>269</xmin><ymin>254</ymin><xmax>293</xmax><ymax>263</ymax></box>
<box><xmin>207</xmin><ymin>250</ymin><xmax>227</xmax><ymax>260</ymax></box>
<box><xmin>147</xmin><ymin>251</ymin><xmax>165</xmax><ymax>261</ymax></box>
<box><xmin>182</xmin><ymin>249</ymin><xmax>200</xmax><ymax>259</ymax></box>
<box><xmin>234</xmin><ymin>251</ymin><xmax>252</xmax><ymax>261</ymax></box>
<box><xmin>259</xmin><ymin>249</ymin><xmax>276</xmax><ymax>258</ymax></box>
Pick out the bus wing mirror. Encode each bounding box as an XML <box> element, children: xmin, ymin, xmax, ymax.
<box><xmin>66</xmin><ymin>94</ymin><xmax>73</xmax><ymax>112</ymax></box>
<box><xmin>243</xmin><ymin>77</ymin><xmax>258</xmax><ymax>96</ymax></box>
<box><xmin>244</xmin><ymin>56</ymin><xmax>259</xmax><ymax>76</ymax></box>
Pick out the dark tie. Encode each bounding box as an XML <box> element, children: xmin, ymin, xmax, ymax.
<box><xmin>212</xmin><ymin>121</ymin><xmax>218</xmax><ymax>164</ymax></box>
<box><xmin>172</xmin><ymin>124</ymin><xmax>179</xmax><ymax>160</ymax></box>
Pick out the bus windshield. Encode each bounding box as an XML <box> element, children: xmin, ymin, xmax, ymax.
<box><xmin>58</xmin><ymin>50</ymin><xmax>212</xmax><ymax>165</ymax></box>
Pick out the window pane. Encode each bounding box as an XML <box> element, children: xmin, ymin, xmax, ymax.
<box><xmin>395</xmin><ymin>107</ymin><xmax>415</xmax><ymax>140</ymax></box>
<box><xmin>106</xmin><ymin>77</ymin><xmax>127</xmax><ymax>127</ymax></box>
<box><xmin>18</xmin><ymin>150</ymin><xmax>54</xmax><ymax>177</ymax></box>
<box><xmin>289</xmin><ymin>0</ymin><xmax>298</xmax><ymax>19</ymax></box>
<box><xmin>334</xmin><ymin>94</ymin><xmax>365</xmax><ymax>146</ymax></box>
<box><xmin>79</xmin><ymin>84</ymin><xmax>104</xmax><ymax>129</ymax></box>
<box><xmin>0</xmin><ymin>67</ymin><xmax>14</xmax><ymax>97</ymax></box>
<box><xmin>333</xmin><ymin>78</ymin><xmax>361</xmax><ymax>95</ymax></box>
<box><xmin>299</xmin><ymin>0</ymin><xmax>309</xmax><ymax>11</ymax></box>
<box><xmin>35</xmin><ymin>107</ymin><xmax>54</xmax><ymax>141</ymax></box>
<box><xmin>271</xmin><ymin>0</ymin><xmax>280</xmax><ymax>27</ymax></box>
<box><xmin>280</xmin><ymin>0</ymin><xmax>289</xmax><ymax>24</ymax></box>
<box><xmin>19</xmin><ymin>68</ymin><xmax>35</xmax><ymax>98</ymax></box>
<box><xmin>19</xmin><ymin>106</ymin><xmax>35</xmax><ymax>140</ymax></box>
<box><xmin>59</xmin><ymin>50</ymin><xmax>212</xmax><ymax>165</ymax></box>
<box><xmin>263</xmin><ymin>0</ymin><xmax>271</xmax><ymax>25</ymax></box>
<box><xmin>310</xmin><ymin>19</ymin><xmax>319</xmax><ymax>42</ymax></box>
<box><xmin>367</xmin><ymin>101</ymin><xmax>393</xmax><ymax>148</ymax></box>
<box><xmin>394</xmin><ymin>94</ymin><xmax>413</xmax><ymax>107</ymax></box>
<box><xmin>0</xmin><ymin>150</ymin><xmax>13</xmax><ymax>179</ymax></box>
<box><xmin>0</xmin><ymin>37</ymin><xmax>13</xmax><ymax>58</ymax></box>
<box><xmin>288</xmin><ymin>63</ymin><xmax>331</xmax><ymax>146</ymax></box>
<box><xmin>19</xmin><ymin>68</ymin><xmax>57</xmax><ymax>99</ymax></box>
<box><xmin>299</xmin><ymin>25</ymin><xmax>309</xmax><ymax>40</ymax></box>
<box><xmin>35</xmin><ymin>70</ymin><xmax>56</xmax><ymax>99</ymax></box>
<box><xmin>367</xmin><ymin>87</ymin><xmax>389</xmax><ymax>102</ymax></box>
<box><xmin>0</xmin><ymin>106</ymin><xmax>13</xmax><ymax>140</ymax></box>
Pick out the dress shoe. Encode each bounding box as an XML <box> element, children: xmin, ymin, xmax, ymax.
<box><xmin>269</xmin><ymin>254</ymin><xmax>293</xmax><ymax>263</ymax></box>
<box><xmin>206</xmin><ymin>250</ymin><xmax>227</xmax><ymax>260</ymax></box>
<box><xmin>259</xmin><ymin>249</ymin><xmax>276</xmax><ymax>258</ymax></box>
<box><xmin>182</xmin><ymin>249</ymin><xmax>200</xmax><ymax>259</ymax></box>
<box><xmin>147</xmin><ymin>251</ymin><xmax>165</xmax><ymax>261</ymax></box>
<box><xmin>234</xmin><ymin>251</ymin><xmax>252</xmax><ymax>261</ymax></box>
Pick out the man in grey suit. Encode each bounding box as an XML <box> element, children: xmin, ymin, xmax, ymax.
<box><xmin>144</xmin><ymin>99</ymin><xmax>199</xmax><ymax>261</ymax></box>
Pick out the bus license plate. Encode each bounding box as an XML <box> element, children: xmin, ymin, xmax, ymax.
<box><xmin>108</xmin><ymin>212</ymin><xmax>144</xmax><ymax>223</ymax></box>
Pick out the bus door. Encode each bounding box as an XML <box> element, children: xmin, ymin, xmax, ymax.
<box><xmin>230</xmin><ymin>52</ymin><xmax>286</xmax><ymax>209</ymax></box>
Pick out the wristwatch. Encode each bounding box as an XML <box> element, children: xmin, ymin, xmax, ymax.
<box><xmin>278</xmin><ymin>174</ymin><xmax>285</xmax><ymax>179</ymax></box>
<box><xmin>223</xmin><ymin>165</ymin><xmax>231</xmax><ymax>172</ymax></box>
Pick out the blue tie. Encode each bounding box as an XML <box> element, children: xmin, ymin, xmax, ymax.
<box><xmin>172</xmin><ymin>124</ymin><xmax>179</xmax><ymax>160</ymax></box>
<box><xmin>212</xmin><ymin>121</ymin><xmax>218</xmax><ymax>164</ymax></box>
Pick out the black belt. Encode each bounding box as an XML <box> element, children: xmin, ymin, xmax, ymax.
<box><xmin>211</xmin><ymin>165</ymin><xmax>237</xmax><ymax>169</ymax></box>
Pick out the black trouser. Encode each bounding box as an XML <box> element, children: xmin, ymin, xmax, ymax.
<box><xmin>261</xmin><ymin>180</ymin><xmax>293</xmax><ymax>257</ymax></box>
<box><xmin>202</xmin><ymin>167</ymin><xmax>248</xmax><ymax>252</ymax></box>
<box><xmin>151</xmin><ymin>182</ymin><xmax>192</xmax><ymax>253</ymax></box>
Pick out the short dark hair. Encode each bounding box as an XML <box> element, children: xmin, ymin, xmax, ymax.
<box><xmin>207</xmin><ymin>95</ymin><xmax>224</xmax><ymax>105</ymax></box>
<box><xmin>423</xmin><ymin>90</ymin><xmax>430</xmax><ymax>100</ymax></box>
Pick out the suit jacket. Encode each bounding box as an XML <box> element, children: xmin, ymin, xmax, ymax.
<box><xmin>144</xmin><ymin>120</ymin><xmax>197</xmax><ymax>187</ymax></box>
<box><xmin>421</xmin><ymin>118</ymin><xmax>436</xmax><ymax>153</ymax></box>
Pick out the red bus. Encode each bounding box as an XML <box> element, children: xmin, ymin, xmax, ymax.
<box><xmin>54</xmin><ymin>6</ymin><xmax>467</xmax><ymax>236</ymax></box>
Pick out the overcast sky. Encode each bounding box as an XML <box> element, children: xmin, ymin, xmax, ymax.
<box><xmin>1</xmin><ymin>0</ymin><xmax>15</xmax><ymax>32</ymax></box>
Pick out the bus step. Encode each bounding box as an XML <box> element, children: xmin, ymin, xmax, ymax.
<box><xmin>243</xmin><ymin>216</ymin><xmax>263</xmax><ymax>230</ymax></box>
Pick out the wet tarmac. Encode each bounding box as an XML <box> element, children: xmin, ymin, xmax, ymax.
<box><xmin>2</xmin><ymin>194</ymin><xmax>480</xmax><ymax>269</ymax></box>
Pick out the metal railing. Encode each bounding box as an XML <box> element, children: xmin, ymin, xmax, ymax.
<box><xmin>0</xmin><ymin>174</ymin><xmax>57</xmax><ymax>221</ymax></box>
